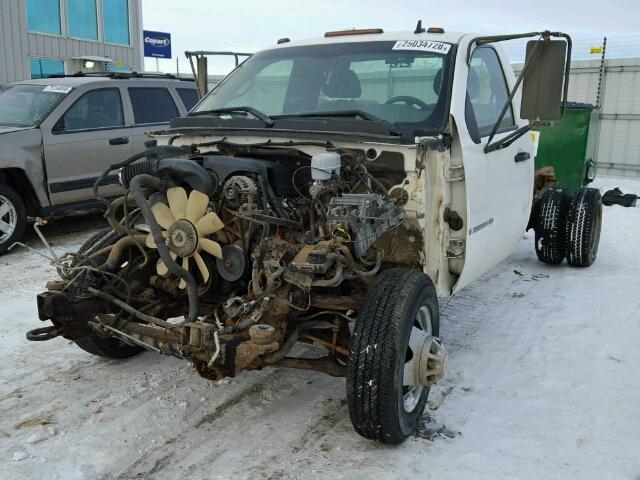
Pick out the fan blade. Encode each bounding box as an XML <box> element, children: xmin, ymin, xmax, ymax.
<box><xmin>193</xmin><ymin>252</ymin><xmax>210</xmax><ymax>283</ymax></box>
<box><xmin>146</xmin><ymin>233</ymin><xmax>156</xmax><ymax>249</ymax></box>
<box><xmin>146</xmin><ymin>231</ymin><xmax>168</xmax><ymax>249</ymax></box>
<box><xmin>151</xmin><ymin>202</ymin><xmax>175</xmax><ymax>230</ymax></box>
<box><xmin>156</xmin><ymin>252</ymin><xmax>177</xmax><ymax>276</ymax></box>
<box><xmin>179</xmin><ymin>256</ymin><xmax>189</xmax><ymax>290</ymax></box>
<box><xmin>199</xmin><ymin>238</ymin><xmax>223</xmax><ymax>259</ymax></box>
<box><xmin>186</xmin><ymin>190</ymin><xmax>210</xmax><ymax>224</ymax></box>
<box><xmin>196</xmin><ymin>212</ymin><xmax>224</xmax><ymax>237</ymax></box>
<box><xmin>167</xmin><ymin>187</ymin><xmax>188</xmax><ymax>220</ymax></box>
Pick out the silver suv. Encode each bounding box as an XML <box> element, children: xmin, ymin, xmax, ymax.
<box><xmin>0</xmin><ymin>73</ymin><xmax>198</xmax><ymax>253</ymax></box>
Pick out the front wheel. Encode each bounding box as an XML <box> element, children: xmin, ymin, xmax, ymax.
<box><xmin>72</xmin><ymin>228</ymin><xmax>144</xmax><ymax>359</ymax></box>
<box><xmin>347</xmin><ymin>268</ymin><xmax>445</xmax><ymax>444</ymax></box>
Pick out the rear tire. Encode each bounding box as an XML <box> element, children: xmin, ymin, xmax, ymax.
<box><xmin>347</xmin><ymin>268</ymin><xmax>440</xmax><ymax>444</ymax></box>
<box><xmin>73</xmin><ymin>228</ymin><xmax>144</xmax><ymax>359</ymax></box>
<box><xmin>534</xmin><ymin>187</ymin><xmax>571</xmax><ymax>264</ymax></box>
<box><xmin>565</xmin><ymin>187</ymin><xmax>603</xmax><ymax>267</ymax></box>
<box><xmin>0</xmin><ymin>183</ymin><xmax>27</xmax><ymax>255</ymax></box>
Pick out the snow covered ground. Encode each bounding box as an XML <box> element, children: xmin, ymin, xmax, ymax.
<box><xmin>1</xmin><ymin>177</ymin><xmax>639</xmax><ymax>480</ymax></box>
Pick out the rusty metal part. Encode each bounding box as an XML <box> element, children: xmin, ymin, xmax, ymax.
<box><xmin>234</xmin><ymin>337</ymin><xmax>280</xmax><ymax>374</ymax></box>
<box><xmin>301</xmin><ymin>334</ymin><xmax>349</xmax><ymax>356</ymax></box>
<box><xmin>310</xmin><ymin>294</ymin><xmax>363</xmax><ymax>311</ymax></box>
<box><xmin>534</xmin><ymin>166</ymin><xmax>557</xmax><ymax>191</ymax></box>
<box><xmin>376</xmin><ymin>226</ymin><xmax>423</xmax><ymax>267</ymax></box>
<box><xmin>249</xmin><ymin>324</ymin><xmax>276</xmax><ymax>345</ymax></box>
<box><xmin>443</xmin><ymin>207</ymin><xmax>464</xmax><ymax>231</ymax></box>
<box><xmin>274</xmin><ymin>358</ymin><xmax>347</xmax><ymax>377</ymax></box>
<box><xmin>149</xmin><ymin>275</ymin><xmax>182</xmax><ymax>296</ymax></box>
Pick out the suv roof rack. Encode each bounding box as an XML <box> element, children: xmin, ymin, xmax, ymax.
<box><xmin>45</xmin><ymin>71</ymin><xmax>195</xmax><ymax>82</ymax></box>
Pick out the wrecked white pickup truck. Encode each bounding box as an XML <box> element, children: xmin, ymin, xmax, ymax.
<box><xmin>30</xmin><ymin>25</ymin><xmax>602</xmax><ymax>444</ymax></box>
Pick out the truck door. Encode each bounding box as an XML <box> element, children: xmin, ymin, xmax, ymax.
<box><xmin>452</xmin><ymin>44</ymin><xmax>534</xmax><ymax>292</ymax></box>
<box><xmin>42</xmin><ymin>87</ymin><xmax>132</xmax><ymax>206</ymax></box>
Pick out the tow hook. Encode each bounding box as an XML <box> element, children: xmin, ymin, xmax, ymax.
<box><xmin>26</xmin><ymin>325</ymin><xmax>62</xmax><ymax>342</ymax></box>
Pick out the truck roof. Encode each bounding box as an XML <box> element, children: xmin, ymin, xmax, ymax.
<box><xmin>272</xmin><ymin>29</ymin><xmax>467</xmax><ymax>50</ymax></box>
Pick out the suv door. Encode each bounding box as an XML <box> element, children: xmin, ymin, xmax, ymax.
<box><xmin>42</xmin><ymin>87</ymin><xmax>132</xmax><ymax>205</ymax></box>
<box><xmin>127</xmin><ymin>87</ymin><xmax>181</xmax><ymax>154</ymax></box>
<box><xmin>452</xmin><ymin>44</ymin><xmax>533</xmax><ymax>292</ymax></box>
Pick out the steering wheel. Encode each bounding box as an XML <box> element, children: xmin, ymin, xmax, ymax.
<box><xmin>385</xmin><ymin>96</ymin><xmax>431</xmax><ymax>111</ymax></box>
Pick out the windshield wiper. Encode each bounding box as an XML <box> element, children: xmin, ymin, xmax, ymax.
<box><xmin>273</xmin><ymin>110</ymin><xmax>402</xmax><ymax>136</ymax></box>
<box><xmin>189</xmin><ymin>106</ymin><xmax>274</xmax><ymax>127</ymax></box>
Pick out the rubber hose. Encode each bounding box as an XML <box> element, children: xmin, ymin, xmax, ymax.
<box><xmin>129</xmin><ymin>174</ymin><xmax>199</xmax><ymax>322</ymax></box>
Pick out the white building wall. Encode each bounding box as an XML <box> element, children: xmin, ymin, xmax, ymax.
<box><xmin>515</xmin><ymin>58</ymin><xmax>640</xmax><ymax>178</ymax></box>
<box><xmin>0</xmin><ymin>0</ymin><xmax>143</xmax><ymax>85</ymax></box>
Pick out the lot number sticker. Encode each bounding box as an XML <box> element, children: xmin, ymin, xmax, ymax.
<box><xmin>392</xmin><ymin>40</ymin><xmax>451</xmax><ymax>54</ymax></box>
<box><xmin>43</xmin><ymin>86</ymin><xmax>72</xmax><ymax>94</ymax></box>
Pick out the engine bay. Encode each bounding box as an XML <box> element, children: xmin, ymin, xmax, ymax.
<box><xmin>35</xmin><ymin>144</ymin><xmax>420</xmax><ymax>380</ymax></box>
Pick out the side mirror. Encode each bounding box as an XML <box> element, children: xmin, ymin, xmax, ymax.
<box><xmin>520</xmin><ymin>39</ymin><xmax>568</xmax><ymax>121</ymax></box>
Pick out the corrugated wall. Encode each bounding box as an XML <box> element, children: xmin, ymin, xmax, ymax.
<box><xmin>0</xmin><ymin>0</ymin><xmax>143</xmax><ymax>85</ymax></box>
<box><xmin>515</xmin><ymin>58</ymin><xmax>640</xmax><ymax>178</ymax></box>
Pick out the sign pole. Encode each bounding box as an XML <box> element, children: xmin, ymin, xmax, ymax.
<box><xmin>156</xmin><ymin>57</ymin><xmax>160</xmax><ymax>73</ymax></box>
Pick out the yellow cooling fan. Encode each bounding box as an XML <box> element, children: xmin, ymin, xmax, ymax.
<box><xmin>146</xmin><ymin>186</ymin><xmax>224</xmax><ymax>289</ymax></box>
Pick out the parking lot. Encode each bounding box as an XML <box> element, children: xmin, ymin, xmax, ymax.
<box><xmin>1</xmin><ymin>175</ymin><xmax>638</xmax><ymax>480</ymax></box>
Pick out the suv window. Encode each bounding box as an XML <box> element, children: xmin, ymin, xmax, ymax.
<box><xmin>466</xmin><ymin>47</ymin><xmax>515</xmax><ymax>139</ymax></box>
<box><xmin>177</xmin><ymin>88</ymin><xmax>199</xmax><ymax>111</ymax></box>
<box><xmin>59</xmin><ymin>88</ymin><xmax>124</xmax><ymax>132</ymax></box>
<box><xmin>128</xmin><ymin>87</ymin><xmax>179</xmax><ymax>124</ymax></box>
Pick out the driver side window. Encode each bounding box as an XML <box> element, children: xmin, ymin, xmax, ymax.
<box><xmin>55</xmin><ymin>88</ymin><xmax>124</xmax><ymax>133</ymax></box>
<box><xmin>465</xmin><ymin>47</ymin><xmax>515</xmax><ymax>142</ymax></box>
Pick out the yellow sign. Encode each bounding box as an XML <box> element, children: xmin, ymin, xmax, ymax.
<box><xmin>114</xmin><ymin>60</ymin><xmax>126</xmax><ymax>67</ymax></box>
<box><xmin>590</xmin><ymin>47</ymin><xmax>603</xmax><ymax>55</ymax></box>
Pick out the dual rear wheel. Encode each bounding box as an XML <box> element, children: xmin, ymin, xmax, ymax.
<box><xmin>534</xmin><ymin>187</ymin><xmax>603</xmax><ymax>267</ymax></box>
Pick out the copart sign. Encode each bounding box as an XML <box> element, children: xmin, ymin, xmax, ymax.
<box><xmin>144</xmin><ymin>30</ymin><xmax>172</xmax><ymax>59</ymax></box>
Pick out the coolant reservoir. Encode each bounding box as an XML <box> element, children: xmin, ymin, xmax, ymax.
<box><xmin>311</xmin><ymin>152</ymin><xmax>341</xmax><ymax>181</ymax></box>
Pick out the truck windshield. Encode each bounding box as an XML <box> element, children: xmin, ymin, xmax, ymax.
<box><xmin>192</xmin><ymin>41</ymin><xmax>453</xmax><ymax>134</ymax></box>
<box><xmin>0</xmin><ymin>84</ymin><xmax>70</xmax><ymax>127</ymax></box>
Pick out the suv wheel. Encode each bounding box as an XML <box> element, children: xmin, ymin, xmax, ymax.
<box><xmin>0</xmin><ymin>183</ymin><xmax>27</xmax><ymax>255</ymax></box>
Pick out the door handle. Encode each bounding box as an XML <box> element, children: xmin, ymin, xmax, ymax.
<box><xmin>109</xmin><ymin>137</ymin><xmax>129</xmax><ymax>146</ymax></box>
<box><xmin>514</xmin><ymin>151</ymin><xmax>530</xmax><ymax>163</ymax></box>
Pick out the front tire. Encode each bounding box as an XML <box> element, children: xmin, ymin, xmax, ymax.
<box><xmin>347</xmin><ymin>268</ymin><xmax>441</xmax><ymax>444</ymax></box>
<box><xmin>73</xmin><ymin>228</ymin><xmax>144</xmax><ymax>359</ymax></box>
<box><xmin>0</xmin><ymin>183</ymin><xmax>27</xmax><ymax>255</ymax></box>
<box><xmin>565</xmin><ymin>187</ymin><xmax>603</xmax><ymax>267</ymax></box>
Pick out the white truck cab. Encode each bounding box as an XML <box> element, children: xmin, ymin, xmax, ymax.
<box><xmin>35</xmin><ymin>26</ymin><xmax>602</xmax><ymax>445</ymax></box>
<box><xmin>156</xmin><ymin>27</ymin><xmax>572</xmax><ymax>295</ymax></box>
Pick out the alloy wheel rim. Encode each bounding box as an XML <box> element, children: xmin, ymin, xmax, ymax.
<box><xmin>0</xmin><ymin>195</ymin><xmax>17</xmax><ymax>242</ymax></box>
<box><xmin>402</xmin><ymin>305</ymin><xmax>433</xmax><ymax>413</ymax></box>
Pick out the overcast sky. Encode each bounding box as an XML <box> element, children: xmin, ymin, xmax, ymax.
<box><xmin>142</xmin><ymin>0</ymin><xmax>640</xmax><ymax>74</ymax></box>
